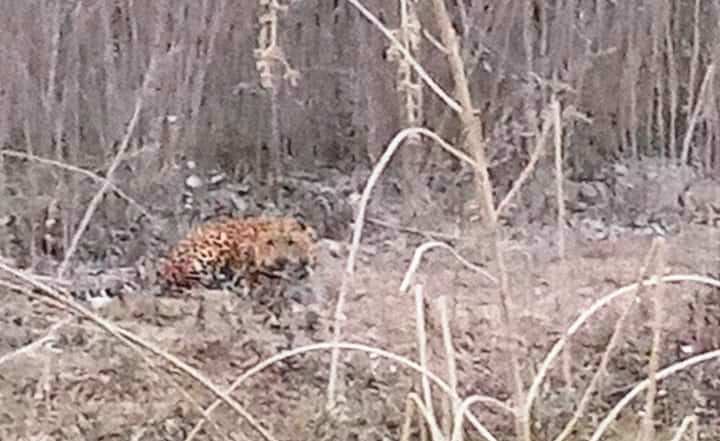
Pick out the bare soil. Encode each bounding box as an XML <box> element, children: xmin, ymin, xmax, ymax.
<box><xmin>1</xmin><ymin>171</ymin><xmax>719</xmax><ymax>441</ymax></box>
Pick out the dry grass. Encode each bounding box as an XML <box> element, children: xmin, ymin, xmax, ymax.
<box><xmin>1</xmin><ymin>1</ymin><xmax>720</xmax><ymax>440</ymax></box>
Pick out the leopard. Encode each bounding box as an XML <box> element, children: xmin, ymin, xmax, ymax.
<box><xmin>157</xmin><ymin>215</ymin><xmax>318</xmax><ymax>295</ymax></box>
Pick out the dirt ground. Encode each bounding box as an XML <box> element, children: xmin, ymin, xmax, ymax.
<box><xmin>1</xmin><ymin>168</ymin><xmax>719</xmax><ymax>441</ymax></box>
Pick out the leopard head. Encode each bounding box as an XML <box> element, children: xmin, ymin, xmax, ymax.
<box><xmin>255</xmin><ymin>218</ymin><xmax>317</xmax><ymax>280</ymax></box>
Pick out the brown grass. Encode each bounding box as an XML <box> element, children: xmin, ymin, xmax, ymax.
<box><xmin>1</xmin><ymin>1</ymin><xmax>720</xmax><ymax>440</ymax></box>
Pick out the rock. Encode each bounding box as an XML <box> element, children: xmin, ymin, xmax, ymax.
<box><xmin>227</xmin><ymin>183</ymin><xmax>251</xmax><ymax>194</ymax></box>
<box><xmin>185</xmin><ymin>175</ymin><xmax>203</xmax><ymax>189</ymax></box>
<box><xmin>0</xmin><ymin>214</ymin><xmax>15</xmax><ymax>226</ymax></box>
<box><xmin>209</xmin><ymin>173</ymin><xmax>226</xmax><ymax>185</ymax></box>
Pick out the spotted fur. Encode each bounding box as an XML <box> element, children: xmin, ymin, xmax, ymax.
<box><xmin>158</xmin><ymin>216</ymin><xmax>317</xmax><ymax>294</ymax></box>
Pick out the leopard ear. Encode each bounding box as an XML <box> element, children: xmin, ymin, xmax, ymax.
<box><xmin>293</xmin><ymin>216</ymin><xmax>315</xmax><ymax>234</ymax></box>
<box><xmin>289</xmin><ymin>213</ymin><xmax>307</xmax><ymax>228</ymax></box>
<box><xmin>298</xmin><ymin>220</ymin><xmax>319</xmax><ymax>241</ymax></box>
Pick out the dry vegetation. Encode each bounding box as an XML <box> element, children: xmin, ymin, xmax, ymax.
<box><xmin>1</xmin><ymin>1</ymin><xmax>720</xmax><ymax>441</ymax></box>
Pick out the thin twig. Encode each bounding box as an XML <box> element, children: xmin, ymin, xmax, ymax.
<box><xmin>0</xmin><ymin>150</ymin><xmax>154</xmax><ymax>221</ymax></box>
<box><xmin>495</xmin><ymin>102</ymin><xmax>554</xmax><ymax>217</ymax></box>
<box><xmin>399</xmin><ymin>240</ymin><xmax>499</xmax><ymax>292</ymax></box>
<box><xmin>523</xmin><ymin>273</ymin><xmax>720</xmax><ymax>433</ymax></box>
<box><xmin>414</xmin><ymin>285</ymin><xmax>439</xmax><ymax>436</ymax></box>
<box><xmin>589</xmin><ymin>349</ymin><xmax>720</xmax><ymax>441</ymax></box>
<box><xmin>366</xmin><ymin>216</ymin><xmax>459</xmax><ymax>241</ymax></box>
<box><xmin>0</xmin><ymin>317</ymin><xmax>72</xmax><ymax>367</ymax></box>
<box><xmin>326</xmin><ymin>127</ymin><xmax>480</xmax><ymax>408</ymax></box>
<box><xmin>680</xmin><ymin>63</ymin><xmax>715</xmax><ymax>163</ymax></box>
<box><xmin>58</xmin><ymin>48</ymin><xmax>179</xmax><ymax>278</ymax></box>
<box><xmin>553</xmin><ymin>238</ymin><xmax>662</xmax><ymax>441</ymax></box>
<box><xmin>185</xmin><ymin>341</ymin><xmax>510</xmax><ymax>441</ymax></box>
<box><xmin>0</xmin><ymin>262</ymin><xmax>275</xmax><ymax>441</ymax></box>
<box><xmin>439</xmin><ymin>296</ymin><xmax>462</xmax><ymax>441</ymax></box>
<box><xmin>344</xmin><ymin>0</ymin><xmax>462</xmax><ymax>113</ymax></box>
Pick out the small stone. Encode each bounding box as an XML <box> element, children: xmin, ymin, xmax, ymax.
<box><xmin>227</xmin><ymin>183</ymin><xmax>251</xmax><ymax>194</ymax></box>
<box><xmin>320</xmin><ymin>239</ymin><xmax>345</xmax><ymax>257</ymax></box>
<box><xmin>612</xmin><ymin>163</ymin><xmax>629</xmax><ymax>176</ymax></box>
<box><xmin>680</xmin><ymin>344</ymin><xmax>694</xmax><ymax>354</ymax></box>
<box><xmin>632</xmin><ymin>212</ymin><xmax>649</xmax><ymax>227</ymax></box>
<box><xmin>186</xmin><ymin>160</ymin><xmax>196</xmax><ymax>170</ymax></box>
<box><xmin>185</xmin><ymin>175</ymin><xmax>203</xmax><ymax>188</ymax></box>
<box><xmin>578</xmin><ymin>182</ymin><xmax>600</xmax><ymax>201</ymax></box>
<box><xmin>0</xmin><ymin>214</ymin><xmax>15</xmax><ymax>226</ymax></box>
<box><xmin>154</xmin><ymin>298</ymin><xmax>187</xmax><ymax>319</ymax></box>
<box><xmin>578</xmin><ymin>217</ymin><xmax>609</xmax><ymax>241</ymax></box>
<box><xmin>230</xmin><ymin>195</ymin><xmax>248</xmax><ymax>212</ymax></box>
<box><xmin>209</xmin><ymin>173</ymin><xmax>226</xmax><ymax>185</ymax></box>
